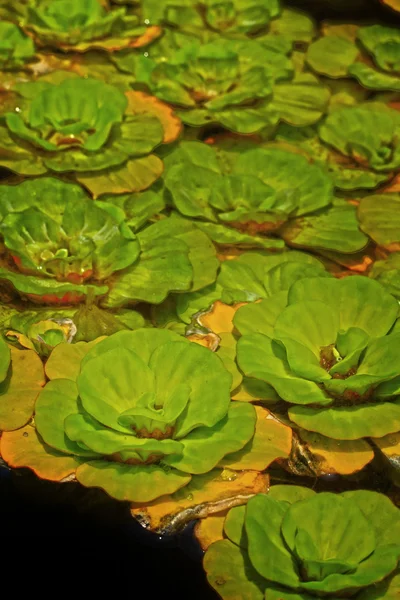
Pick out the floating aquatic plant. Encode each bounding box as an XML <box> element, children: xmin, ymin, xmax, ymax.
<box><xmin>2</xmin><ymin>329</ymin><xmax>258</xmax><ymax>501</ymax></box>
<box><xmin>204</xmin><ymin>485</ymin><xmax>400</xmax><ymax>599</ymax></box>
<box><xmin>0</xmin><ymin>76</ymin><xmax>181</xmax><ymax>195</ymax></box>
<box><xmin>236</xmin><ymin>276</ymin><xmax>400</xmax><ymax>440</ymax></box>
<box><xmin>20</xmin><ymin>0</ymin><xmax>161</xmax><ymax>52</ymax></box>
<box><xmin>0</xmin><ymin>177</ymin><xmax>219</xmax><ymax>307</ymax></box>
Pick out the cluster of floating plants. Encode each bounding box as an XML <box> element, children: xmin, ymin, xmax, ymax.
<box><xmin>0</xmin><ymin>0</ymin><xmax>400</xmax><ymax>597</ymax></box>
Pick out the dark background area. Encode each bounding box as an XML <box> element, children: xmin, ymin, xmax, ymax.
<box><xmin>287</xmin><ymin>0</ymin><xmax>400</xmax><ymax>22</ymax></box>
<box><xmin>0</xmin><ymin>467</ymin><xmax>218</xmax><ymax>598</ymax></box>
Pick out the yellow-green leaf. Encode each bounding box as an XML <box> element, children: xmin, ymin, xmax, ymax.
<box><xmin>45</xmin><ymin>338</ymin><xmax>105</xmax><ymax>381</ymax></box>
<box><xmin>296</xmin><ymin>429</ymin><xmax>375</xmax><ymax>475</ymax></box>
<box><xmin>195</xmin><ymin>513</ymin><xmax>226</xmax><ymax>551</ymax></box>
<box><xmin>221</xmin><ymin>406</ymin><xmax>292</xmax><ymax>471</ymax></box>
<box><xmin>0</xmin><ymin>347</ymin><xmax>45</xmax><ymax>431</ymax></box>
<box><xmin>77</xmin><ymin>155</ymin><xmax>164</xmax><ymax>198</ymax></box>
<box><xmin>1</xmin><ymin>425</ymin><xmax>82</xmax><ymax>481</ymax></box>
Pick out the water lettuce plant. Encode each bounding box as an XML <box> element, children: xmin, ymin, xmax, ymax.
<box><xmin>164</xmin><ymin>142</ymin><xmax>333</xmax><ymax>223</ymax></box>
<box><xmin>136</xmin><ymin>41</ymin><xmax>277</xmax><ymax>133</ymax></box>
<box><xmin>139</xmin><ymin>0</ymin><xmax>315</xmax><ymax>48</ymax></box>
<box><xmin>275</xmin><ymin>123</ymin><xmax>391</xmax><ymax>191</ymax></box>
<box><xmin>307</xmin><ymin>25</ymin><xmax>400</xmax><ymax>92</ymax></box>
<box><xmin>114</xmin><ymin>30</ymin><xmax>329</xmax><ymax>130</ymax></box>
<box><xmin>204</xmin><ymin>485</ymin><xmax>400</xmax><ymax>599</ymax></box>
<box><xmin>0</xmin><ymin>76</ymin><xmax>181</xmax><ymax>194</ymax></box>
<box><xmin>141</xmin><ymin>0</ymin><xmax>280</xmax><ymax>39</ymax></box>
<box><xmin>159</xmin><ymin>140</ymin><xmax>367</xmax><ymax>255</ymax></box>
<box><xmin>0</xmin><ymin>177</ymin><xmax>218</xmax><ymax>307</ymax></box>
<box><xmin>2</xmin><ymin>301</ymin><xmax>146</xmax><ymax>353</ymax></box>
<box><xmin>352</xmin><ymin>25</ymin><xmax>400</xmax><ymax>91</ymax></box>
<box><xmin>236</xmin><ymin>276</ymin><xmax>400</xmax><ymax>440</ymax></box>
<box><xmin>28</xmin><ymin>329</ymin><xmax>257</xmax><ymax>501</ymax></box>
<box><xmin>21</xmin><ymin>0</ymin><xmax>161</xmax><ymax>52</ymax></box>
<box><xmin>319</xmin><ymin>103</ymin><xmax>400</xmax><ymax>176</ymax></box>
<box><xmin>276</xmin><ymin>103</ymin><xmax>400</xmax><ymax>192</ymax></box>
<box><xmin>4</xmin><ymin>309</ymin><xmax>76</xmax><ymax>356</ymax></box>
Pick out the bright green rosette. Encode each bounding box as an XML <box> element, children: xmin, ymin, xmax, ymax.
<box><xmin>236</xmin><ymin>276</ymin><xmax>400</xmax><ymax>440</ymax></box>
<box><xmin>0</xmin><ymin>177</ymin><xmax>218</xmax><ymax>307</ymax></box>
<box><xmin>157</xmin><ymin>140</ymin><xmax>366</xmax><ymax>257</ymax></box>
<box><xmin>204</xmin><ymin>485</ymin><xmax>400</xmax><ymax>600</ymax></box>
<box><xmin>0</xmin><ymin>76</ymin><xmax>179</xmax><ymax>192</ymax></box>
<box><xmin>307</xmin><ymin>25</ymin><xmax>400</xmax><ymax>93</ymax></box>
<box><xmin>21</xmin><ymin>0</ymin><xmax>160</xmax><ymax>52</ymax></box>
<box><xmin>33</xmin><ymin>329</ymin><xmax>257</xmax><ymax>501</ymax></box>
<box><xmin>140</xmin><ymin>0</ymin><xmax>280</xmax><ymax>39</ymax></box>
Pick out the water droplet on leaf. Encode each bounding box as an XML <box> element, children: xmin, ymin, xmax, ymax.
<box><xmin>220</xmin><ymin>468</ymin><xmax>237</xmax><ymax>482</ymax></box>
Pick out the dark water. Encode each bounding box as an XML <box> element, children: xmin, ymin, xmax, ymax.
<box><xmin>287</xmin><ymin>0</ymin><xmax>400</xmax><ymax>22</ymax></box>
<box><xmin>0</xmin><ymin>468</ymin><xmax>218</xmax><ymax>599</ymax></box>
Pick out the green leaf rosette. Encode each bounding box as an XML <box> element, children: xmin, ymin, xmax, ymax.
<box><xmin>275</xmin><ymin>104</ymin><xmax>400</xmax><ymax>191</ymax></box>
<box><xmin>0</xmin><ymin>177</ymin><xmax>217</xmax><ymax>307</ymax></box>
<box><xmin>21</xmin><ymin>0</ymin><xmax>160</xmax><ymax>52</ymax></box>
<box><xmin>0</xmin><ymin>76</ymin><xmax>179</xmax><ymax>190</ymax></box>
<box><xmin>4</xmin><ymin>308</ymin><xmax>77</xmax><ymax>356</ymax></box>
<box><xmin>114</xmin><ymin>32</ymin><xmax>329</xmax><ymax>131</ymax></box>
<box><xmin>33</xmin><ymin>329</ymin><xmax>257</xmax><ymax>501</ymax></box>
<box><xmin>0</xmin><ymin>177</ymin><xmax>135</xmax><ymax>304</ymax></box>
<box><xmin>348</xmin><ymin>25</ymin><xmax>400</xmax><ymax>92</ymax></box>
<box><xmin>204</xmin><ymin>486</ymin><xmax>400</xmax><ymax>600</ymax></box>
<box><xmin>236</xmin><ymin>276</ymin><xmax>400</xmax><ymax>440</ymax></box>
<box><xmin>164</xmin><ymin>142</ymin><xmax>333</xmax><ymax>219</ymax></box>
<box><xmin>319</xmin><ymin>103</ymin><xmax>400</xmax><ymax>175</ymax></box>
<box><xmin>140</xmin><ymin>41</ymin><xmax>277</xmax><ymax>134</ymax></box>
<box><xmin>160</xmin><ymin>140</ymin><xmax>366</xmax><ymax>255</ymax></box>
<box><xmin>139</xmin><ymin>0</ymin><xmax>316</xmax><ymax>49</ymax></box>
<box><xmin>352</xmin><ymin>25</ymin><xmax>400</xmax><ymax>92</ymax></box>
<box><xmin>163</xmin><ymin>142</ymin><xmax>333</xmax><ymax>224</ymax></box>
<box><xmin>141</xmin><ymin>0</ymin><xmax>280</xmax><ymax>39</ymax></box>
<box><xmin>307</xmin><ymin>25</ymin><xmax>400</xmax><ymax>93</ymax></box>
<box><xmin>3</xmin><ymin>303</ymin><xmax>146</xmax><ymax>352</ymax></box>
<box><xmin>276</xmin><ymin>123</ymin><xmax>391</xmax><ymax>191</ymax></box>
